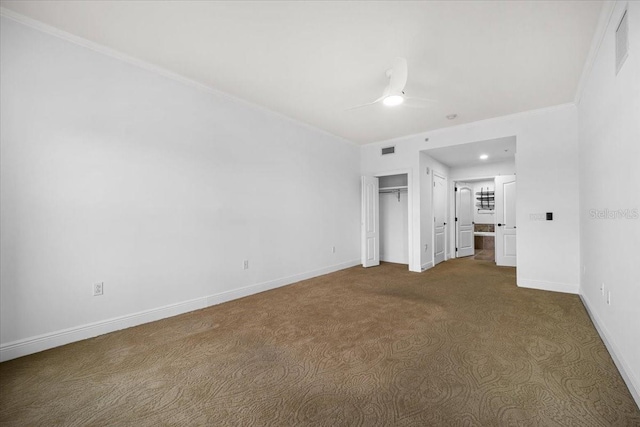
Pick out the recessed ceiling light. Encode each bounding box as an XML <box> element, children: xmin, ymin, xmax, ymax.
<box><xmin>383</xmin><ymin>95</ymin><xmax>404</xmax><ymax>107</ymax></box>
<box><xmin>446</xmin><ymin>114</ymin><xmax>457</xmax><ymax>120</ymax></box>
<box><xmin>480</xmin><ymin>154</ymin><xmax>489</xmax><ymax>160</ymax></box>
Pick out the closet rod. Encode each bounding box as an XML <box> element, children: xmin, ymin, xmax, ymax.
<box><xmin>378</xmin><ymin>189</ymin><xmax>408</xmax><ymax>193</ymax></box>
<box><xmin>379</xmin><ymin>188</ymin><xmax>407</xmax><ymax>202</ymax></box>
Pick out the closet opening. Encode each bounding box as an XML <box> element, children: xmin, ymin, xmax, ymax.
<box><xmin>378</xmin><ymin>174</ymin><xmax>409</xmax><ymax>266</ymax></box>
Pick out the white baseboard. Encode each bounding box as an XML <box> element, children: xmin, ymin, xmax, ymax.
<box><xmin>0</xmin><ymin>297</ymin><xmax>209</xmax><ymax>362</ymax></box>
<box><xmin>205</xmin><ymin>259</ymin><xmax>360</xmax><ymax>306</ymax></box>
<box><xmin>0</xmin><ymin>259</ymin><xmax>360</xmax><ymax>362</ymax></box>
<box><xmin>517</xmin><ymin>278</ymin><xmax>579</xmax><ymax>294</ymax></box>
<box><xmin>580</xmin><ymin>294</ymin><xmax>640</xmax><ymax>408</ymax></box>
<box><xmin>421</xmin><ymin>261</ymin><xmax>434</xmax><ymax>271</ymax></box>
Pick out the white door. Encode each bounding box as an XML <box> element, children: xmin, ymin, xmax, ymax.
<box><xmin>433</xmin><ymin>173</ymin><xmax>447</xmax><ymax>265</ymax></box>
<box><xmin>495</xmin><ymin>175</ymin><xmax>516</xmax><ymax>267</ymax></box>
<box><xmin>361</xmin><ymin>176</ymin><xmax>380</xmax><ymax>267</ymax></box>
<box><xmin>456</xmin><ymin>185</ymin><xmax>474</xmax><ymax>257</ymax></box>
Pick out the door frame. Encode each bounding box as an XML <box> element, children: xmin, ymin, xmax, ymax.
<box><xmin>449</xmin><ymin>175</ymin><xmax>497</xmax><ymax>259</ymax></box>
<box><xmin>374</xmin><ymin>169</ymin><xmax>414</xmax><ymax>271</ymax></box>
<box><xmin>432</xmin><ymin>171</ymin><xmax>448</xmax><ymax>266</ymax></box>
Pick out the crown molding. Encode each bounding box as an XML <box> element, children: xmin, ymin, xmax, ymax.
<box><xmin>0</xmin><ymin>7</ymin><xmax>357</xmax><ymax>147</ymax></box>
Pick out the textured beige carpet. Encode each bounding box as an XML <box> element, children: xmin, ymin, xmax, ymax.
<box><xmin>1</xmin><ymin>258</ymin><xmax>639</xmax><ymax>426</ymax></box>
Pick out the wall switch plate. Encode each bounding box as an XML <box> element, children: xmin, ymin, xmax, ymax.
<box><xmin>607</xmin><ymin>290</ymin><xmax>611</xmax><ymax>305</ymax></box>
<box><xmin>601</xmin><ymin>283</ymin><xmax>605</xmax><ymax>296</ymax></box>
<box><xmin>93</xmin><ymin>282</ymin><xmax>104</xmax><ymax>296</ymax></box>
<box><xmin>332</xmin><ymin>246</ymin><xmax>336</xmax><ymax>253</ymax></box>
<box><xmin>243</xmin><ymin>260</ymin><xmax>249</xmax><ymax>270</ymax></box>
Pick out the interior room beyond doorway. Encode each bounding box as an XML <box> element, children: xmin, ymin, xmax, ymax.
<box><xmin>455</xmin><ymin>178</ymin><xmax>497</xmax><ymax>262</ymax></box>
<box><xmin>423</xmin><ymin>135</ymin><xmax>517</xmax><ymax>269</ymax></box>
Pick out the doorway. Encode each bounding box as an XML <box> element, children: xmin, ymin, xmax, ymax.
<box><xmin>360</xmin><ymin>172</ymin><xmax>412</xmax><ymax>270</ymax></box>
<box><xmin>379</xmin><ymin>174</ymin><xmax>409</xmax><ymax>264</ymax></box>
<box><xmin>423</xmin><ymin>135</ymin><xmax>517</xmax><ymax>270</ymax></box>
<box><xmin>455</xmin><ymin>178</ymin><xmax>497</xmax><ymax>262</ymax></box>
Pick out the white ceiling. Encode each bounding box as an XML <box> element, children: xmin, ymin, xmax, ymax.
<box><xmin>0</xmin><ymin>1</ymin><xmax>603</xmax><ymax>144</ymax></box>
<box><xmin>426</xmin><ymin>136</ymin><xmax>516</xmax><ymax>169</ymax></box>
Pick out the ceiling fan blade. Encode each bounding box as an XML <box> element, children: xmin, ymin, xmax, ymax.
<box><xmin>388</xmin><ymin>57</ymin><xmax>408</xmax><ymax>93</ymax></box>
<box><xmin>345</xmin><ymin>95</ymin><xmax>386</xmax><ymax>111</ymax></box>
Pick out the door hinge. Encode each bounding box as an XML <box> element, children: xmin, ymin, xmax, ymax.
<box><xmin>455</xmin><ymin>187</ymin><xmax>458</xmax><ymax>192</ymax></box>
<box><xmin>456</xmin><ymin>247</ymin><xmax>458</xmax><ymax>251</ymax></box>
<box><xmin>455</xmin><ymin>217</ymin><xmax>458</xmax><ymax>221</ymax></box>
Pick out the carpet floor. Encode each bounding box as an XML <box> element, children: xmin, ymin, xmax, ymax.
<box><xmin>1</xmin><ymin>258</ymin><xmax>639</xmax><ymax>426</ymax></box>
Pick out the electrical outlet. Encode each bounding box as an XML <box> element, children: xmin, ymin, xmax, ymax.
<box><xmin>243</xmin><ymin>260</ymin><xmax>249</xmax><ymax>270</ymax></box>
<box><xmin>601</xmin><ymin>282</ymin><xmax>605</xmax><ymax>296</ymax></box>
<box><xmin>93</xmin><ymin>282</ymin><xmax>104</xmax><ymax>296</ymax></box>
<box><xmin>607</xmin><ymin>290</ymin><xmax>611</xmax><ymax>305</ymax></box>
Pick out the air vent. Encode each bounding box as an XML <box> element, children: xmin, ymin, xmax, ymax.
<box><xmin>381</xmin><ymin>146</ymin><xmax>395</xmax><ymax>155</ymax></box>
<box><xmin>616</xmin><ymin>8</ymin><xmax>629</xmax><ymax>74</ymax></box>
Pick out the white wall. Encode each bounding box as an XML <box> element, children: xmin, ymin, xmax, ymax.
<box><xmin>361</xmin><ymin>104</ymin><xmax>581</xmax><ymax>294</ymax></box>
<box><xmin>577</xmin><ymin>1</ymin><xmax>640</xmax><ymax>405</ymax></box>
<box><xmin>0</xmin><ymin>17</ymin><xmax>361</xmax><ymax>360</ymax></box>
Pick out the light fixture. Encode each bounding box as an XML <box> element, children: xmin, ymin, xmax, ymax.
<box><xmin>480</xmin><ymin>154</ymin><xmax>489</xmax><ymax>160</ymax></box>
<box><xmin>383</xmin><ymin>95</ymin><xmax>404</xmax><ymax>107</ymax></box>
<box><xmin>446</xmin><ymin>114</ymin><xmax>457</xmax><ymax>120</ymax></box>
